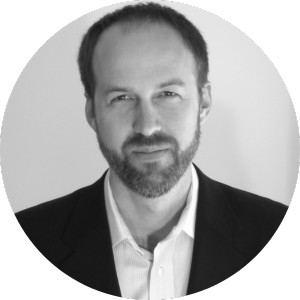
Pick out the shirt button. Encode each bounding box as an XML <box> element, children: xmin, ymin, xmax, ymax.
<box><xmin>158</xmin><ymin>266</ymin><xmax>164</xmax><ymax>275</ymax></box>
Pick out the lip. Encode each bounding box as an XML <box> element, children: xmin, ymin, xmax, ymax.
<box><xmin>132</xmin><ymin>146</ymin><xmax>169</xmax><ymax>153</ymax></box>
<box><xmin>132</xmin><ymin>148</ymin><xmax>169</xmax><ymax>161</ymax></box>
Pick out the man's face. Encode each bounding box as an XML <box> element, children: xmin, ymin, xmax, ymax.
<box><xmin>86</xmin><ymin>22</ymin><xmax>211</xmax><ymax>198</ymax></box>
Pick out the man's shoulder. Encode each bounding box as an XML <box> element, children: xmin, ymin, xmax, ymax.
<box><xmin>15</xmin><ymin>188</ymin><xmax>82</xmax><ymax>253</ymax></box>
<box><xmin>194</xmin><ymin>165</ymin><xmax>288</xmax><ymax>215</ymax></box>
<box><xmin>215</xmin><ymin>179</ymin><xmax>288</xmax><ymax>256</ymax></box>
<box><xmin>218</xmin><ymin>180</ymin><xmax>288</xmax><ymax>221</ymax></box>
<box><xmin>193</xmin><ymin>165</ymin><xmax>288</xmax><ymax>244</ymax></box>
<box><xmin>15</xmin><ymin>175</ymin><xmax>106</xmax><ymax>237</ymax></box>
<box><xmin>16</xmin><ymin>187</ymin><xmax>82</xmax><ymax>226</ymax></box>
<box><xmin>194</xmin><ymin>166</ymin><xmax>289</xmax><ymax>262</ymax></box>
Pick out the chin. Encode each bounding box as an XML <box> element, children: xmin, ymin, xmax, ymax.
<box><xmin>130</xmin><ymin>159</ymin><xmax>173</xmax><ymax>175</ymax></box>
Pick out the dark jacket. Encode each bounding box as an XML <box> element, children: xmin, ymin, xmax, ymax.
<box><xmin>16</xmin><ymin>165</ymin><xmax>288</xmax><ymax>296</ymax></box>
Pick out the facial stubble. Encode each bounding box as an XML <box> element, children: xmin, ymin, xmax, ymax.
<box><xmin>95</xmin><ymin>112</ymin><xmax>200</xmax><ymax>198</ymax></box>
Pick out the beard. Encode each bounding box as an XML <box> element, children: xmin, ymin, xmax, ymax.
<box><xmin>96</xmin><ymin>113</ymin><xmax>200</xmax><ymax>198</ymax></box>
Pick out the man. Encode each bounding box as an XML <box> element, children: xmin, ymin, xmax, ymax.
<box><xmin>16</xmin><ymin>2</ymin><xmax>288</xmax><ymax>299</ymax></box>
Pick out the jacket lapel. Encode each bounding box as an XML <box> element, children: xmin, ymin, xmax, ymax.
<box><xmin>59</xmin><ymin>171</ymin><xmax>121</xmax><ymax>296</ymax></box>
<box><xmin>187</xmin><ymin>166</ymin><xmax>245</xmax><ymax>294</ymax></box>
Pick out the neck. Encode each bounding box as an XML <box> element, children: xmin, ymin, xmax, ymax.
<box><xmin>109</xmin><ymin>165</ymin><xmax>193</xmax><ymax>251</ymax></box>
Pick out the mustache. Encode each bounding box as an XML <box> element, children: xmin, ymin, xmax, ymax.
<box><xmin>122</xmin><ymin>132</ymin><xmax>178</xmax><ymax>150</ymax></box>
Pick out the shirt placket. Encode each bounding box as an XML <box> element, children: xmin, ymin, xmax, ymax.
<box><xmin>149</xmin><ymin>240</ymin><xmax>175</xmax><ymax>300</ymax></box>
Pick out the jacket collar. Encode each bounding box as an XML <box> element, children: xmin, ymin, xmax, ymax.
<box><xmin>59</xmin><ymin>165</ymin><xmax>244</xmax><ymax>295</ymax></box>
<box><xmin>194</xmin><ymin>164</ymin><xmax>241</xmax><ymax>242</ymax></box>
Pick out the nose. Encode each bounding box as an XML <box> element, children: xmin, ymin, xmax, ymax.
<box><xmin>133</xmin><ymin>100</ymin><xmax>161</xmax><ymax>136</ymax></box>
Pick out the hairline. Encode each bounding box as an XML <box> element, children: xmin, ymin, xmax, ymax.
<box><xmin>90</xmin><ymin>19</ymin><xmax>204</xmax><ymax>102</ymax></box>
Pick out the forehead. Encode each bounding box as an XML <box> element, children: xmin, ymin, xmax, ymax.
<box><xmin>92</xmin><ymin>22</ymin><xmax>197</xmax><ymax>87</ymax></box>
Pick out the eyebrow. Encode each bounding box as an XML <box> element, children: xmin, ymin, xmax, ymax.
<box><xmin>157</xmin><ymin>78</ymin><xmax>186</xmax><ymax>89</ymax></box>
<box><xmin>104</xmin><ymin>78</ymin><xmax>186</xmax><ymax>96</ymax></box>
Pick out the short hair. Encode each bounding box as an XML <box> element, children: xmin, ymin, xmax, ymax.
<box><xmin>78</xmin><ymin>2</ymin><xmax>209</xmax><ymax>100</ymax></box>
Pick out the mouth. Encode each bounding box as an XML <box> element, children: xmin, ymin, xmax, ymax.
<box><xmin>131</xmin><ymin>146</ymin><xmax>170</xmax><ymax>161</ymax></box>
<box><xmin>132</xmin><ymin>146</ymin><xmax>169</xmax><ymax>153</ymax></box>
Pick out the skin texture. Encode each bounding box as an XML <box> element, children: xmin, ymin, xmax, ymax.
<box><xmin>85</xmin><ymin>22</ymin><xmax>211</xmax><ymax>251</ymax></box>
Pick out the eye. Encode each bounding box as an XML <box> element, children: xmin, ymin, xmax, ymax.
<box><xmin>112</xmin><ymin>95</ymin><xmax>132</xmax><ymax>102</ymax></box>
<box><xmin>161</xmin><ymin>91</ymin><xmax>176</xmax><ymax>97</ymax></box>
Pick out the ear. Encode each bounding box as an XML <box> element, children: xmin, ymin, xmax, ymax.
<box><xmin>199</xmin><ymin>83</ymin><xmax>212</xmax><ymax>125</ymax></box>
<box><xmin>85</xmin><ymin>96</ymin><xmax>97</xmax><ymax>132</ymax></box>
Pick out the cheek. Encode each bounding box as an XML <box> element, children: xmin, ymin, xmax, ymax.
<box><xmin>164</xmin><ymin>103</ymin><xmax>199</xmax><ymax>148</ymax></box>
<box><xmin>95</xmin><ymin>109</ymin><xmax>132</xmax><ymax>150</ymax></box>
<box><xmin>177</xmin><ymin>118</ymin><xmax>198</xmax><ymax>150</ymax></box>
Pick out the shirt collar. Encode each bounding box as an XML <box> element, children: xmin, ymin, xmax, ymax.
<box><xmin>104</xmin><ymin>171</ymin><xmax>130</xmax><ymax>247</ymax></box>
<box><xmin>104</xmin><ymin>165</ymin><xmax>199</xmax><ymax>248</ymax></box>
<box><xmin>179</xmin><ymin>164</ymin><xmax>199</xmax><ymax>238</ymax></box>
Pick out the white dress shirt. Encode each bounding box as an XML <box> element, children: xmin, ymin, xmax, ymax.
<box><xmin>104</xmin><ymin>165</ymin><xmax>199</xmax><ymax>300</ymax></box>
